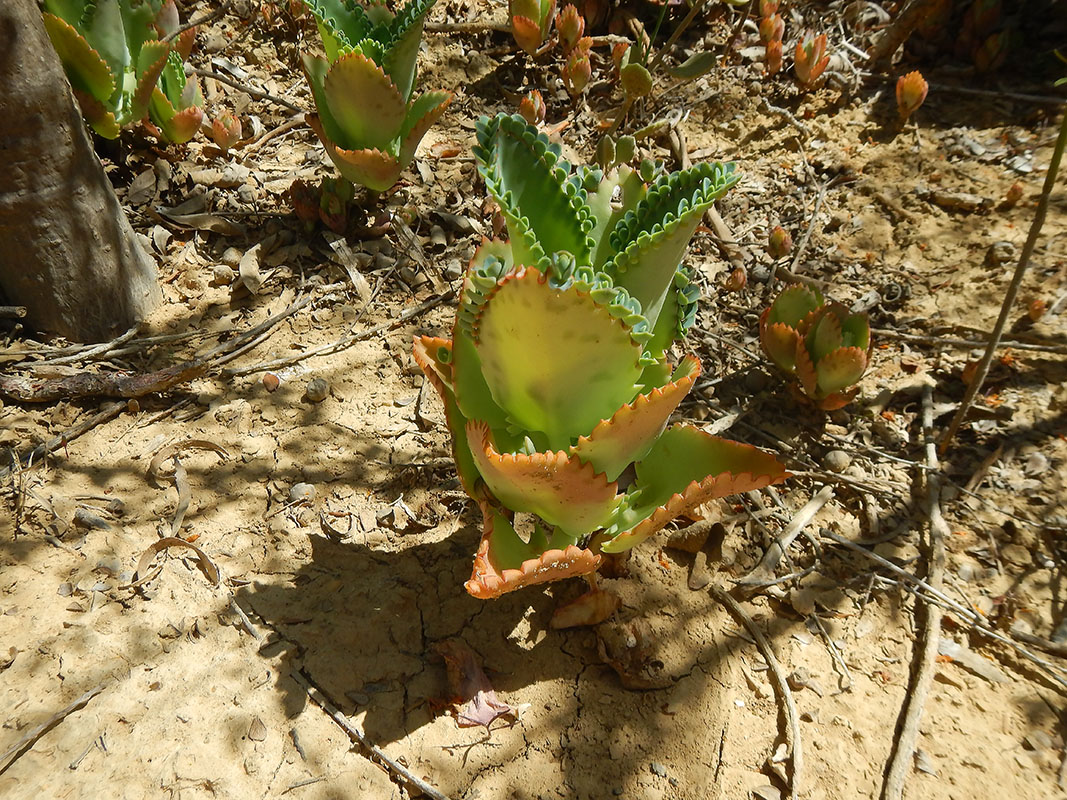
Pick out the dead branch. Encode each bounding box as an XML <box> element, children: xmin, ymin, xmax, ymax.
<box><xmin>0</xmin><ymin>360</ymin><xmax>206</xmax><ymax>402</ymax></box>
<box><xmin>882</xmin><ymin>385</ymin><xmax>947</xmax><ymax>800</ymax></box>
<box><xmin>866</xmin><ymin>0</ymin><xmax>943</xmax><ymax>69</ymax></box>
<box><xmin>0</xmin><ymin>684</ymin><xmax>107</xmax><ymax>775</ymax></box>
<box><xmin>0</xmin><ymin>306</ymin><xmax>26</xmax><ymax>319</ymax></box>
<box><xmin>711</xmin><ymin>584</ymin><xmax>803</xmax><ymax>800</ymax></box>
<box><xmin>738</xmin><ymin>485</ymin><xmax>834</xmax><ymax>589</ymax></box>
<box><xmin>0</xmin><ymin>401</ymin><xmax>125</xmax><ymax>482</ymax></box>
<box><xmin>940</xmin><ymin>109</ymin><xmax>1067</xmax><ymax>452</ymax></box>
<box><xmin>290</xmin><ymin>670</ymin><xmax>451</xmax><ymax>800</ymax></box>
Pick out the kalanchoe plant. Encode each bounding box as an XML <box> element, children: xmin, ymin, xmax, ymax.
<box><xmin>414</xmin><ymin>115</ymin><xmax>789</xmax><ymax>599</ymax></box>
<box><xmin>509</xmin><ymin>0</ymin><xmax>557</xmax><ymax>55</ymax></box>
<box><xmin>211</xmin><ymin>111</ymin><xmax>244</xmax><ymax>152</ymax></box>
<box><xmin>759</xmin><ymin>285</ymin><xmax>873</xmax><ymax>410</ymax></box>
<box><xmin>794</xmin><ymin>33</ymin><xmax>829</xmax><ymax>88</ymax></box>
<box><xmin>300</xmin><ymin>0</ymin><xmax>452</xmax><ymax>193</ymax></box>
<box><xmin>41</xmin><ymin>0</ymin><xmax>192</xmax><ymax>139</ymax></box>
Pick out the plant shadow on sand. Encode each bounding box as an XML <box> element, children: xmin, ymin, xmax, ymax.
<box><xmin>238</xmin><ymin>504</ymin><xmax>752</xmax><ymax>799</ymax></box>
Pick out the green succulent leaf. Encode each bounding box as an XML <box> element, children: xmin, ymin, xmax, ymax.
<box><xmin>41</xmin><ymin>13</ymin><xmax>115</xmax><ymax>103</ymax></box>
<box><xmin>474</xmin><ymin>114</ymin><xmax>594</xmax><ymax>269</ymax></box>
<box><xmin>840</xmin><ymin>311</ymin><xmax>871</xmax><ymax>351</ymax></box>
<box><xmin>380</xmin><ymin>0</ymin><xmax>437</xmax><ymax>100</ymax></box>
<box><xmin>816</xmin><ymin>347</ymin><xmax>869</xmax><ymax>395</ymax></box>
<box><xmin>606</xmin><ymin>161</ymin><xmax>739</xmax><ymax>331</ymax></box>
<box><xmin>600</xmin><ymin>426</ymin><xmax>790</xmax><ymax>553</ymax></box>
<box><xmin>467</xmin><ymin>422</ymin><xmax>619</xmax><ymax>537</ymax></box>
<box><xmin>585</xmin><ymin>164</ymin><xmax>647</xmax><ymax>270</ymax></box>
<box><xmin>569</xmin><ymin>355</ymin><xmax>701</xmax><ymax>481</ymax></box>
<box><xmin>323</xmin><ymin>52</ymin><xmax>406</xmax><ymax>151</ymax></box>
<box><xmin>413</xmin><ymin>336</ymin><xmax>486</xmax><ymax>500</ymax></box>
<box><xmin>805</xmin><ymin>305</ymin><xmax>845</xmax><ymax>364</ymax></box>
<box><xmin>474</xmin><ymin>268</ymin><xmax>644</xmax><ymax>450</ymax></box>
<box><xmin>768</xmin><ymin>284</ymin><xmax>823</xmax><ymax>327</ymax></box>
<box><xmin>305</xmin><ymin>0</ymin><xmax>373</xmax><ymax>57</ymax></box>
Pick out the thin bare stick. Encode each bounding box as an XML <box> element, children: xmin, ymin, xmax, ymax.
<box><xmin>28</xmin><ymin>326</ymin><xmax>140</xmax><ymax>367</ymax></box>
<box><xmin>290</xmin><ymin>670</ymin><xmax>450</xmax><ymax>800</ymax></box>
<box><xmin>711</xmin><ymin>584</ymin><xmax>802</xmax><ymax>800</ymax></box>
<box><xmin>164</xmin><ymin>1</ymin><xmax>233</xmax><ymax>43</ymax></box>
<box><xmin>738</xmin><ymin>485</ymin><xmax>834</xmax><ymax>588</ymax></box>
<box><xmin>425</xmin><ymin>20</ymin><xmax>509</xmax><ymax>34</ymax></box>
<box><xmin>191</xmin><ymin>68</ymin><xmax>304</xmax><ymax>114</ymax></box>
<box><xmin>0</xmin><ymin>402</ymin><xmax>125</xmax><ymax>482</ymax></box>
<box><xmin>648</xmin><ymin>0</ymin><xmax>709</xmax><ymax>73</ymax></box>
<box><xmin>784</xmin><ymin>183</ymin><xmax>827</xmax><ymax>279</ymax></box>
<box><xmin>823</xmin><ymin>530</ymin><xmax>1067</xmax><ymax>690</ymax></box>
<box><xmin>882</xmin><ymin>385</ymin><xmax>947</xmax><ymax>800</ymax></box>
<box><xmin>940</xmin><ymin>109</ymin><xmax>1067</xmax><ymax>452</ymax></box>
<box><xmin>0</xmin><ymin>684</ymin><xmax>107</xmax><ymax>775</ymax></box>
<box><xmin>224</xmin><ymin>290</ymin><xmax>454</xmax><ymax>376</ymax></box>
<box><xmin>872</xmin><ymin>327</ymin><xmax>1067</xmax><ymax>355</ymax></box>
<box><xmin>0</xmin><ymin>306</ymin><xmax>26</xmax><ymax>319</ymax></box>
<box><xmin>866</xmin><ymin>0</ymin><xmax>942</xmax><ymax>69</ymax></box>
<box><xmin>926</xmin><ymin>82</ymin><xmax>1067</xmax><ymax>108</ymax></box>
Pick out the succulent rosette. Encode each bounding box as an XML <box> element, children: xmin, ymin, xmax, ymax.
<box><xmin>759</xmin><ymin>285</ymin><xmax>873</xmax><ymax>410</ymax></box>
<box><xmin>300</xmin><ymin>0</ymin><xmax>452</xmax><ymax>192</ymax></box>
<box><xmin>509</xmin><ymin>0</ymin><xmax>556</xmax><ymax>54</ymax></box>
<box><xmin>414</xmin><ymin>115</ymin><xmax>790</xmax><ymax>599</ymax></box>
<box><xmin>42</xmin><ymin>0</ymin><xmax>195</xmax><ymax>140</ymax></box>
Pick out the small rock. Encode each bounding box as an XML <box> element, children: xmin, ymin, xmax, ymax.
<box><xmin>305</xmin><ymin>377</ymin><xmax>330</xmax><ymax>403</ymax></box>
<box><xmin>289</xmin><ymin>483</ymin><xmax>316</xmax><ymax>503</ymax></box>
<box><xmin>221</xmin><ymin>247</ymin><xmax>243</xmax><ymax>268</ymax></box>
<box><xmin>211</xmin><ymin>265</ymin><xmax>236</xmax><ymax>286</ymax></box>
<box><xmin>744</xmin><ymin>370</ymin><xmax>769</xmax><ymax>393</ymax></box>
<box><xmin>650</xmin><ymin>762</ymin><xmax>668</xmax><ymax>778</ymax></box>
<box><xmin>985</xmin><ymin>241</ymin><xmax>1017</xmax><ymax>268</ymax></box>
<box><xmin>823</xmin><ymin>449</ymin><xmax>851</xmax><ymax>473</ymax></box>
<box><xmin>262</xmin><ymin>373</ymin><xmax>280</xmax><ymax>392</ymax></box>
<box><xmin>1024</xmin><ymin>729</ymin><xmax>1053</xmax><ymax>751</ymax></box>
<box><xmin>1001</xmin><ymin>543</ymin><xmax>1032</xmax><ymax>566</ymax></box>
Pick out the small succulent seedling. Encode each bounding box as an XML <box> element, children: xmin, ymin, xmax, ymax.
<box><xmin>41</xmin><ymin>0</ymin><xmax>195</xmax><ymax>139</ymax></box>
<box><xmin>767</xmin><ymin>225</ymin><xmax>793</xmax><ymax>259</ymax></box>
<box><xmin>895</xmin><ymin>71</ymin><xmax>928</xmax><ymax>122</ymax></box>
<box><xmin>146</xmin><ymin>10</ymin><xmax>204</xmax><ymax>145</ymax></box>
<box><xmin>300</xmin><ymin>0</ymin><xmax>452</xmax><ymax>193</ymax></box>
<box><xmin>211</xmin><ymin>111</ymin><xmax>243</xmax><ymax>152</ymax></box>
<box><xmin>794</xmin><ymin>33</ymin><xmax>830</xmax><ymax>88</ymax></box>
<box><xmin>759</xmin><ymin>285</ymin><xmax>873</xmax><ymax>410</ymax></box>
<box><xmin>414</xmin><ymin>115</ymin><xmax>789</xmax><ymax>599</ymax></box>
<box><xmin>519</xmin><ymin>89</ymin><xmax>547</xmax><ymax>126</ymax></box>
<box><xmin>759</xmin><ymin>14</ymin><xmax>784</xmax><ymax>45</ymax></box>
<box><xmin>509</xmin><ymin>0</ymin><xmax>557</xmax><ymax>54</ymax></box>
<box><xmin>562</xmin><ymin>36</ymin><xmax>593</xmax><ymax>95</ymax></box>
<box><xmin>555</xmin><ymin>4</ymin><xmax>584</xmax><ymax>53</ymax></box>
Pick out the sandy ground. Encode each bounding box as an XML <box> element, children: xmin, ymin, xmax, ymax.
<box><xmin>3</xmin><ymin>2</ymin><xmax>1067</xmax><ymax>799</ymax></box>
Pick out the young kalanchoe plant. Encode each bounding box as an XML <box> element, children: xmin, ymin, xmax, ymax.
<box><xmin>895</xmin><ymin>71</ymin><xmax>928</xmax><ymax>122</ymax></box>
<box><xmin>759</xmin><ymin>14</ymin><xmax>784</xmax><ymax>45</ymax></box>
<box><xmin>41</xmin><ymin>0</ymin><xmax>188</xmax><ymax>139</ymax></box>
<box><xmin>211</xmin><ymin>111</ymin><xmax>244</xmax><ymax>152</ymax></box>
<box><xmin>759</xmin><ymin>285</ymin><xmax>873</xmax><ymax>410</ymax></box>
<box><xmin>300</xmin><ymin>0</ymin><xmax>452</xmax><ymax>193</ymax></box>
<box><xmin>519</xmin><ymin>89</ymin><xmax>547</xmax><ymax>126</ymax></box>
<box><xmin>414</xmin><ymin>115</ymin><xmax>789</xmax><ymax>599</ymax></box>
<box><xmin>555</xmin><ymin>4</ymin><xmax>585</xmax><ymax>54</ymax></box>
<box><xmin>765</xmin><ymin>40</ymin><xmax>783</xmax><ymax>75</ymax></box>
<box><xmin>147</xmin><ymin>52</ymin><xmax>204</xmax><ymax>143</ymax></box>
<box><xmin>767</xmin><ymin>225</ymin><xmax>792</xmax><ymax>259</ymax></box>
<box><xmin>794</xmin><ymin>33</ymin><xmax>830</xmax><ymax>88</ymax></box>
<box><xmin>562</xmin><ymin>37</ymin><xmax>593</xmax><ymax>95</ymax></box>
<box><xmin>510</xmin><ymin>0</ymin><xmax>557</xmax><ymax>54</ymax></box>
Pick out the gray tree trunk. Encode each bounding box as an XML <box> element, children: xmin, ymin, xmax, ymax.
<box><xmin>0</xmin><ymin>0</ymin><xmax>161</xmax><ymax>343</ymax></box>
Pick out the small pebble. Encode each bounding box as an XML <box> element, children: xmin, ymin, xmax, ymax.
<box><xmin>823</xmin><ymin>449</ymin><xmax>852</xmax><ymax>473</ymax></box>
<box><xmin>305</xmin><ymin>377</ymin><xmax>330</xmax><ymax>403</ymax></box>
<box><xmin>289</xmin><ymin>483</ymin><xmax>316</xmax><ymax>503</ymax></box>
<box><xmin>262</xmin><ymin>373</ymin><xmax>280</xmax><ymax>392</ymax></box>
<box><xmin>650</xmin><ymin>762</ymin><xmax>668</xmax><ymax>778</ymax></box>
<box><xmin>211</xmin><ymin>265</ymin><xmax>236</xmax><ymax>286</ymax></box>
<box><xmin>221</xmin><ymin>247</ymin><xmax>243</xmax><ymax>268</ymax></box>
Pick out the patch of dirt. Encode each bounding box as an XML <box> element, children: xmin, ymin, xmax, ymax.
<box><xmin>2</xmin><ymin>2</ymin><xmax>1067</xmax><ymax>799</ymax></box>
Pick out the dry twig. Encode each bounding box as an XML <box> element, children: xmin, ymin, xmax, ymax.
<box><xmin>711</xmin><ymin>584</ymin><xmax>802</xmax><ymax>800</ymax></box>
<box><xmin>290</xmin><ymin>670</ymin><xmax>450</xmax><ymax>800</ymax></box>
<box><xmin>940</xmin><ymin>108</ymin><xmax>1067</xmax><ymax>452</ymax></box>
<box><xmin>0</xmin><ymin>684</ymin><xmax>107</xmax><ymax>775</ymax></box>
<box><xmin>882</xmin><ymin>385</ymin><xmax>947</xmax><ymax>800</ymax></box>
